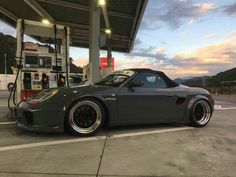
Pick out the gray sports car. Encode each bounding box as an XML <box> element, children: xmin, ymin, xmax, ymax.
<box><xmin>16</xmin><ymin>69</ymin><xmax>214</xmax><ymax>136</ymax></box>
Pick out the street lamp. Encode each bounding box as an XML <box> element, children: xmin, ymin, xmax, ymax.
<box><xmin>4</xmin><ymin>53</ymin><xmax>7</xmax><ymax>75</ymax></box>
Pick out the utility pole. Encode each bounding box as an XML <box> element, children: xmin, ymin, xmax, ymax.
<box><xmin>4</xmin><ymin>53</ymin><xmax>7</xmax><ymax>75</ymax></box>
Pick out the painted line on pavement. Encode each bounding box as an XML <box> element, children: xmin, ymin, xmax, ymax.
<box><xmin>215</xmin><ymin>107</ymin><xmax>236</xmax><ymax>110</ymax></box>
<box><xmin>0</xmin><ymin>121</ymin><xmax>16</xmax><ymax>125</ymax></box>
<box><xmin>0</xmin><ymin>126</ymin><xmax>194</xmax><ymax>152</ymax></box>
<box><xmin>0</xmin><ymin>136</ymin><xmax>107</xmax><ymax>152</ymax></box>
<box><xmin>215</xmin><ymin>101</ymin><xmax>234</xmax><ymax>104</ymax></box>
<box><xmin>109</xmin><ymin>126</ymin><xmax>195</xmax><ymax>139</ymax></box>
<box><xmin>214</xmin><ymin>105</ymin><xmax>236</xmax><ymax>110</ymax></box>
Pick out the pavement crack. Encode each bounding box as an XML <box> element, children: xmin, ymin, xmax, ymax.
<box><xmin>96</xmin><ymin>131</ymin><xmax>108</xmax><ymax>177</ymax></box>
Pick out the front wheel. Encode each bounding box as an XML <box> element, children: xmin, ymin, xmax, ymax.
<box><xmin>190</xmin><ymin>100</ymin><xmax>212</xmax><ymax>127</ymax></box>
<box><xmin>65</xmin><ymin>98</ymin><xmax>105</xmax><ymax>136</ymax></box>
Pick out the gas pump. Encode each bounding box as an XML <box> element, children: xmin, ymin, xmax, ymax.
<box><xmin>8</xmin><ymin>19</ymin><xmax>70</xmax><ymax>110</ymax></box>
<box><xmin>41</xmin><ymin>73</ymin><xmax>49</xmax><ymax>89</ymax></box>
<box><xmin>58</xmin><ymin>74</ymin><xmax>65</xmax><ymax>87</ymax></box>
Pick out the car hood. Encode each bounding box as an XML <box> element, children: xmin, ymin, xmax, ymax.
<box><xmin>57</xmin><ymin>84</ymin><xmax>113</xmax><ymax>95</ymax></box>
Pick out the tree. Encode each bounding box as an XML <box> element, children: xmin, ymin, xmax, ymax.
<box><xmin>0</xmin><ymin>33</ymin><xmax>16</xmax><ymax>74</ymax></box>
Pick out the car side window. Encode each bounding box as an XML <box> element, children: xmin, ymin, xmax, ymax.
<box><xmin>133</xmin><ymin>72</ymin><xmax>167</xmax><ymax>88</ymax></box>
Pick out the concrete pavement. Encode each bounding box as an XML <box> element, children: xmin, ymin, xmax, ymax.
<box><xmin>0</xmin><ymin>93</ymin><xmax>235</xmax><ymax>177</ymax></box>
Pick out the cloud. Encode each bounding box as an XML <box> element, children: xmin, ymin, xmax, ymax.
<box><xmin>156</xmin><ymin>47</ymin><xmax>166</xmax><ymax>54</ymax></box>
<box><xmin>194</xmin><ymin>3</ymin><xmax>216</xmax><ymax>13</ymax></box>
<box><xmin>227</xmin><ymin>31</ymin><xmax>236</xmax><ymax>38</ymax></box>
<box><xmin>140</xmin><ymin>0</ymin><xmax>216</xmax><ymax>30</ymax></box>
<box><xmin>222</xmin><ymin>2</ymin><xmax>236</xmax><ymax>16</ymax></box>
<box><xmin>128</xmin><ymin>46</ymin><xmax>167</xmax><ymax>61</ymax></box>
<box><xmin>175</xmin><ymin>68</ymin><xmax>209</xmax><ymax>75</ymax></box>
<box><xmin>204</xmin><ymin>33</ymin><xmax>215</xmax><ymax>39</ymax></box>
<box><xmin>188</xmin><ymin>18</ymin><xmax>194</xmax><ymax>25</ymax></box>
<box><xmin>176</xmin><ymin>39</ymin><xmax>236</xmax><ymax>65</ymax></box>
<box><xmin>134</xmin><ymin>38</ymin><xmax>142</xmax><ymax>46</ymax></box>
<box><xmin>73</xmin><ymin>58</ymin><xmax>88</xmax><ymax>67</ymax></box>
<box><xmin>118</xmin><ymin>38</ymin><xmax>236</xmax><ymax>78</ymax></box>
<box><xmin>72</xmin><ymin>38</ymin><xmax>236</xmax><ymax>78</ymax></box>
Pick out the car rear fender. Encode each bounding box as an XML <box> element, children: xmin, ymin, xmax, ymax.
<box><xmin>188</xmin><ymin>95</ymin><xmax>210</xmax><ymax>110</ymax></box>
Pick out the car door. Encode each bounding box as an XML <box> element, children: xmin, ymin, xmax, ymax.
<box><xmin>117</xmin><ymin>71</ymin><xmax>179</xmax><ymax>124</ymax></box>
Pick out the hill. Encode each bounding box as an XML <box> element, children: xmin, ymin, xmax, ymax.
<box><xmin>0</xmin><ymin>32</ymin><xmax>16</xmax><ymax>74</ymax></box>
<box><xmin>173</xmin><ymin>78</ymin><xmax>187</xmax><ymax>84</ymax></box>
<box><xmin>174</xmin><ymin>77</ymin><xmax>194</xmax><ymax>84</ymax></box>
<box><xmin>0</xmin><ymin>32</ymin><xmax>82</xmax><ymax>74</ymax></box>
<box><xmin>183</xmin><ymin>68</ymin><xmax>236</xmax><ymax>87</ymax></box>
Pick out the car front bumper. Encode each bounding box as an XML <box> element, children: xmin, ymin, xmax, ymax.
<box><xmin>16</xmin><ymin>101</ymin><xmax>65</xmax><ymax>133</ymax></box>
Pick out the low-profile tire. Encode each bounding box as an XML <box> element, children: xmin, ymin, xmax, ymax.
<box><xmin>65</xmin><ymin>98</ymin><xmax>105</xmax><ymax>136</ymax></box>
<box><xmin>190</xmin><ymin>99</ymin><xmax>212</xmax><ymax>127</ymax></box>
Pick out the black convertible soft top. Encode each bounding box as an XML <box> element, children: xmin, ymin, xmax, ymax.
<box><xmin>129</xmin><ymin>68</ymin><xmax>179</xmax><ymax>88</ymax></box>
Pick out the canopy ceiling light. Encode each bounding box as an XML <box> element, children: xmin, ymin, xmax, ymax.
<box><xmin>105</xmin><ymin>28</ymin><xmax>111</xmax><ymax>34</ymax></box>
<box><xmin>42</xmin><ymin>18</ymin><xmax>50</xmax><ymax>25</ymax></box>
<box><xmin>98</xmin><ymin>0</ymin><xmax>106</xmax><ymax>6</ymax></box>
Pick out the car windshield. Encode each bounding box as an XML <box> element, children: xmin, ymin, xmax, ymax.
<box><xmin>95</xmin><ymin>70</ymin><xmax>135</xmax><ymax>87</ymax></box>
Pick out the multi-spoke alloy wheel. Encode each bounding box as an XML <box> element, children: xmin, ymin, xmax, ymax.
<box><xmin>66</xmin><ymin>99</ymin><xmax>104</xmax><ymax>136</ymax></box>
<box><xmin>190</xmin><ymin>100</ymin><xmax>212</xmax><ymax>127</ymax></box>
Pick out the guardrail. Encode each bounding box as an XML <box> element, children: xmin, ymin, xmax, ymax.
<box><xmin>206</xmin><ymin>86</ymin><xmax>236</xmax><ymax>95</ymax></box>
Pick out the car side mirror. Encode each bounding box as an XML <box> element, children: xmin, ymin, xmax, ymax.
<box><xmin>128</xmin><ymin>80</ymin><xmax>144</xmax><ymax>88</ymax></box>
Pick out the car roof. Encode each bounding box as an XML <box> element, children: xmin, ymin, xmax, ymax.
<box><xmin>125</xmin><ymin>68</ymin><xmax>164</xmax><ymax>74</ymax></box>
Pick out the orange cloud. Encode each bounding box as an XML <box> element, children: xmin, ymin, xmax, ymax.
<box><xmin>177</xmin><ymin>39</ymin><xmax>236</xmax><ymax>65</ymax></box>
<box><xmin>71</xmin><ymin>37</ymin><xmax>236</xmax><ymax>79</ymax></box>
<box><xmin>194</xmin><ymin>3</ymin><xmax>216</xmax><ymax>12</ymax></box>
<box><xmin>156</xmin><ymin>47</ymin><xmax>166</xmax><ymax>54</ymax></box>
<box><xmin>115</xmin><ymin>38</ymin><xmax>236</xmax><ymax>78</ymax></box>
<box><xmin>175</xmin><ymin>68</ymin><xmax>209</xmax><ymax>75</ymax></box>
<box><xmin>73</xmin><ymin>58</ymin><xmax>88</xmax><ymax>67</ymax></box>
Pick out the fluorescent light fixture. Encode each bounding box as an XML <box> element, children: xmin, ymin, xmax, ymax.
<box><xmin>42</xmin><ymin>19</ymin><xmax>50</xmax><ymax>25</ymax></box>
<box><xmin>98</xmin><ymin>0</ymin><xmax>106</xmax><ymax>6</ymax></box>
<box><xmin>105</xmin><ymin>28</ymin><xmax>111</xmax><ymax>34</ymax></box>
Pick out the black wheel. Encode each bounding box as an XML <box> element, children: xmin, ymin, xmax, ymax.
<box><xmin>65</xmin><ymin>98</ymin><xmax>105</xmax><ymax>136</ymax></box>
<box><xmin>190</xmin><ymin>100</ymin><xmax>212</xmax><ymax>127</ymax></box>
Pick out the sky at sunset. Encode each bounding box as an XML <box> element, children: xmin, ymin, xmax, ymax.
<box><xmin>0</xmin><ymin>0</ymin><xmax>236</xmax><ymax>79</ymax></box>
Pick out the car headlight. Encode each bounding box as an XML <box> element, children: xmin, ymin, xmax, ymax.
<box><xmin>28</xmin><ymin>89</ymin><xmax>59</xmax><ymax>104</ymax></box>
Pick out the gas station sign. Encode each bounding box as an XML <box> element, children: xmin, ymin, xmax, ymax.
<box><xmin>100</xmin><ymin>57</ymin><xmax>114</xmax><ymax>71</ymax></box>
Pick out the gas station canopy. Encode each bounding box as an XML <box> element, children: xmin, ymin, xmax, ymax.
<box><xmin>0</xmin><ymin>0</ymin><xmax>147</xmax><ymax>53</ymax></box>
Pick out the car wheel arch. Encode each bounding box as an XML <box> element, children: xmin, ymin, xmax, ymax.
<box><xmin>188</xmin><ymin>95</ymin><xmax>211</xmax><ymax>110</ymax></box>
<box><xmin>179</xmin><ymin>95</ymin><xmax>212</xmax><ymax>124</ymax></box>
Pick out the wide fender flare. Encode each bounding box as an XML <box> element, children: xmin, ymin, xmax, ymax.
<box><xmin>187</xmin><ymin>95</ymin><xmax>210</xmax><ymax>110</ymax></box>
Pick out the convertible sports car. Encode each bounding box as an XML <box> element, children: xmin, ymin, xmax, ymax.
<box><xmin>16</xmin><ymin>69</ymin><xmax>214</xmax><ymax>136</ymax></box>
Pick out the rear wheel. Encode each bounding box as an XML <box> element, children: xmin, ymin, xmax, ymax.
<box><xmin>65</xmin><ymin>98</ymin><xmax>105</xmax><ymax>136</ymax></box>
<box><xmin>190</xmin><ymin>100</ymin><xmax>212</xmax><ymax>127</ymax></box>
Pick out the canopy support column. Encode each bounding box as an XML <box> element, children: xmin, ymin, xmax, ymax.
<box><xmin>107</xmin><ymin>37</ymin><xmax>113</xmax><ymax>74</ymax></box>
<box><xmin>89</xmin><ymin>0</ymin><xmax>100</xmax><ymax>83</ymax></box>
